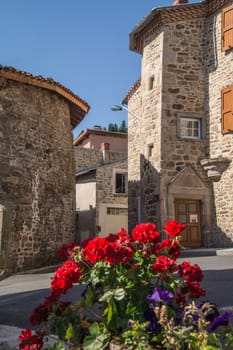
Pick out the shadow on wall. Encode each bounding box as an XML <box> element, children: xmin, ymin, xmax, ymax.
<box><xmin>76</xmin><ymin>207</ymin><xmax>96</xmax><ymax>244</ymax></box>
<box><xmin>128</xmin><ymin>154</ymin><xmax>161</xmax><ymax>234</ymax></box>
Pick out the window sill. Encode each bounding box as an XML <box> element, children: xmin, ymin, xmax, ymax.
<box><xmin>177</xmin><ymin>137</ymin><xmax>204</xmax><ymax>141</ymax></box>
<box><xmin>113</xmin><ymin>193</ymin><xmax>128</xmax><ymax>197</ymax></box>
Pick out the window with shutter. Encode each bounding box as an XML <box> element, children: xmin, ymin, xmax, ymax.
<box><xmin>222</xmin><ymin>5</ymin><xmax>233</xmax><ymax>51</ymax></box>
<box><xmin>222</xmin><ymin>86</ymin><xmax>233</xmax><ymax>134</ymax></box>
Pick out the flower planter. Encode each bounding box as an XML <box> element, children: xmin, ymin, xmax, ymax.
<box><xmin>19</xmin><ymin>222</ymin><xmax>233</xmax><ymax>350</ymax></box>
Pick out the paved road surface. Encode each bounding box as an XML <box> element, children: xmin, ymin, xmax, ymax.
<box><xmin>0</xmin><ymin>255</ymin><xmax>233</xmax><ymax>329</ymax></box>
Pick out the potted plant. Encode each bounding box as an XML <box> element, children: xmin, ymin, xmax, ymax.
<box><xmin>19</xmin><ymin>222</ymin><xmax>233</xmax><ymax>350</ymax></box>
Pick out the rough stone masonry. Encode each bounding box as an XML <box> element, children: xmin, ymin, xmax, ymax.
<box><xmin>0</xmin><ymin>66</ymin><xmax>89</xmax><ymax>273</ymax></box>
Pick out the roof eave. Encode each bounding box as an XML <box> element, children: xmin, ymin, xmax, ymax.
<box><xmin>0</xmin><ymin>66</ymin><xmax>90</xmax><ymax>129</ymax></box>
<box><xmin>129</xmin><ymin>2</ymin><xmax>207</xmax><ymax>54</ymax></box>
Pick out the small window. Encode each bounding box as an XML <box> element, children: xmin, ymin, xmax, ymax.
<box><xmin>113</xmin><ymin>169</ymin><xmax>128</xmax><ymax>194</ymax></box>
<box><xmin>222</xmin><ymin>4</ymin><xmax>233</xmax><ymax>52</ymax></box>
<box><xmin>180</xmin><ymin>118</ymin><xmax>201</xmax><ymax>139</ymax></box>
<box><xmin>148</xmin><ymin>75</ymin><xmax>154</xmax><ymax>90</ymax></box>
<box><xmin>148</xmin><ymin>144</ymin><xmax>154</xmax><ymax>158</ymax></box>
<box><xmin>107</xmin><ymin>207</ymin><xmax>128</xmax><ymax>215</ymax></box>
<box><xmin>222</xmin><ymin>86</ymin><xmax>233</xmax><ymax>134</ymax></box>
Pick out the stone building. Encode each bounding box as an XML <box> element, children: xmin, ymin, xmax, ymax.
<box><xmin>0</xmin><ymin>66</ymin><xmax>90</xmax><ymax>272</ymax></box>
<box><xmin>124</xmin><ymin>0</ymin><xmax>233</xmax><ymax>247</ymax></box>
<box><xmin>74</xmin><ymin>128</ymin><xmax>128</xmax><ymax>241</ymax></box>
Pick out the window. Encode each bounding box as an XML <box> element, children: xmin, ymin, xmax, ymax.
<box><xmin>222</xmin><ymin>86</ymin><xmax>233</xmax><ymax>134</ymax></box>
<box><xmin>148</xmin><ymin>75</ymin><xmax>154</xmax><ymax>90</ymax></box>
<box><xmin>222</xmin><ymin>4</ymin><xmax>233</xmax><ymax>52</ymax></box>
<box><xmin>147</xmin><ymin>144</ymin><xmax>154</xmax><ymax>158</ymax></box>
<box><xmin>113</xmin><ymin>169</ymin><xmax>128</xmax><ymax>194</ymax></box>
<box><xmin>180</xmin><ymin>117</ymin><xmax>201</xmax><ymax>139</ymax></box>
<box><xmin>107</xmin><ymin>207</ymin><xmax>128</xmax><ymax>215</ymax></box>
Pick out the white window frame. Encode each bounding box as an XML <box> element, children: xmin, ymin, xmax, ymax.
<box><xmin>177</xmin><ymin>113</ymin><xmax>204</xmax><ymax>140</ymax></box>
<box><xmin>180</xmin><ymin>117</ymin><xmax>201</xmax><ymax>139</ymax></box>
<box><xmin>112</xmin><ymin>169</ymin><xmax>128</xmax><ymax>195</ymax></box>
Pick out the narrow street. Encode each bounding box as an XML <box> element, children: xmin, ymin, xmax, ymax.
<box><xmin>0</xmin><ymin>254</ymin><xmax>233</xmax><ymax>329</ymax></box>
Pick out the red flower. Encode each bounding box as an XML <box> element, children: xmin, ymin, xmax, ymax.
<box><xmin>132</xmin><ymin>223</ymin><xmax>160</xmax><ymax>244</ymax></box>
<box><xmin>29</xmin><ymin>303</ymin><xmax>50</xmax><ymax>326</ymax></box>
<box><xmin>152</xmin><ymin>256</ymin><xmax>178</xmax><ymax>274</ymax></box>
<box><xmin>58</xmin><ymin>242</ymin><xmax>79</xmax><ymax>261</ymax></box>
<box><xmin>163</xmin><ymin>220</ymin><xmax>185</xmax><ymax>237</ymax></box>
<box><xmin>186</xmin><ymin>282</ymin><xmax>206</xmax><ymax>299</ymax></box>
<box><xmin>50</xmin><ymin>260</ymin><xmax>82</xmax><ymax>296</ymax></box>
<box><xmin>103</xmin><ymin>231</ymin><xmax>134</xmax><ymax>264</ymax></box>
<box><xmin>19</xmin><ymin>329</ymin><xmax>43</xmax><ymax>350</ymax></box>
<box><xmin>179</xmin><ymin>261</ymin><xmax>204</xmax><ymax>283</ymax></box>
<box><xmin>83</xmin><ymin>237</ymin><xmax>107</xmax><ymax>264</ymax></box>
<box><xmin>155</xmin><ymin>239</ymin><xmax>181</xmax><ymax>259</ymax></box>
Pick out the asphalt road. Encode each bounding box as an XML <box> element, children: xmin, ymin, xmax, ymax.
<box><xmin>0</xmin><ymin>255</ymin><xmax>233</xmax><ymax>329</ymax></box>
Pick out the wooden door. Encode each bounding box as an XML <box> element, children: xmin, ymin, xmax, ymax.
<box><xmin>175</xmin><ymin>199</ymin><xmax>201</xmax><ymax>248</ymax></box>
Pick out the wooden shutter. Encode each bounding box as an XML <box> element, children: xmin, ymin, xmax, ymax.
<box><xmin>222</xmin><ymin>87</ymin><xmax>233</xmax><ymax>134</ymax></box>
<box><xmin>222</xmin><ymin>5</ymin><xmax>233</xmax><ymax>51</ymax></box>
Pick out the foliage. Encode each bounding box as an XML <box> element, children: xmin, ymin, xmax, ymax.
<box><xmin>108</xmin><ymin>120</ymin><xmax>127</xmax><ymax>133</ymax></box>
<box><xmin>18</xmin><ymin>221</ymin><xmax>233</xmax><ymax>350</ymax></box>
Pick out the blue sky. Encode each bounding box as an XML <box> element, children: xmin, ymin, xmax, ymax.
<box><xmin>1</xmin><ymin>0</ymin><xmax>198</xmax><ymax>139</ymax></box>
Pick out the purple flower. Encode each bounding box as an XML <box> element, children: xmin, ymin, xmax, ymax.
<box><xmin>147</xmin><ymin>287</ymin><xmax>173</xmax><ymax>305</ymax></box>
<box><xmin>209</xmin><ymin>311</ymin><xmax>231</xmax><ymax>331</ymax></box>
<box><xmin>144</xmin><ymin>309</ymin><xmax>158</xmax><ymax>331</ymax></box>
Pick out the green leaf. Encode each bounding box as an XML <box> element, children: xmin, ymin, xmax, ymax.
<box><xmin>89</xmin><ymin>322</ymin><xmax>100</xmax><ymax>336</ymax></box>
<box><xmin>48</xmin><ymin>341</ymin><xmax>66</xmax><ymax>350</ymax></box>
<box><xmin>65</xmin><ymin>323</ymin><xmax>74</xmax><ymax>340</ymax></box>
<box><xmin>83</xmin><ymin>322</ymin><xmax>110</xmax><ymax>350</ymax></box>
<box><xmin>114</xmin><ymin>288</ymin><xmax>125</xmax><ymax>301</ymax></box>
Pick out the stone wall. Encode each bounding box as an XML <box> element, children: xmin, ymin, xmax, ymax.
<box><xmin>74</xmin><ymin>147</ymin><xmax>127</xmax><ymax>171</ymax></box>
<box><xmin>128</xmin><ymin>13</ymin><xmax>213</xmax><ymax>243</ymax></box>
<box><xmin>96</xmin><ymin>160</ymin><xmax>128</xmax><ymax>206</ymax></box>
<box><xmin>160</xmin><ymin>18</ymin><xmax>211</xmax><ymax>236</ymax></box>
<box><xmin>128</xmin><ymin>31</ymin><xmax>163</xmax><ymax>232</ymax></box>
<box><xmin>128</xmin><ymin>2</ymin><xmax>233</xmax><ymax>247</ymax></box>
<box><xmin>204</xmin><ymin>2</ymin><xmax>233</xmax><ymax>246</ymax></box>
<box><xmin>0</xmin><ymin>78</ymin><xmax>76</xmax><ymax>272</ymax></box>
<box><xmin>127</xmin><ymin>85</ymin><xmax>142</xmax><ymax>231</ymax></box>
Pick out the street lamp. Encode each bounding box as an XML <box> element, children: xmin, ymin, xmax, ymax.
<box><xmin>110</xmin><ymin>104</ymin><xmax>141</xmax><ymax>121</ymax></box>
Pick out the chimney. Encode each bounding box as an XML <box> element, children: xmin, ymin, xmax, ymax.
<box><xmin>101</xmin><ymin>142</ymin><xmax>110</xmax><ymax>163</ymax></box>
<box><xmin>173</xmin><ymin>0</ymin><xmax>188</xmax><ymax>5</ymax></box>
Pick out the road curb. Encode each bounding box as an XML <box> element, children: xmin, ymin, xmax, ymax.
<box><xmin>180</xmin><ymin>247</ymin><xmax>233</xmax><ymax>258</ymax></box>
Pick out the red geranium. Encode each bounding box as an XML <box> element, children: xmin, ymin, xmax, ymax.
<box><xmin>163</xmin><ymin>220</ymin><xmax>185</xmax><ymax>237</ymax></box>
<box><xmin>19</xmin><ymin>329</ymin><xmax>43</xmax><ymax>350</ymax></box>
<box><xmin>83</xmin><ymin>236</ymin><xmax>107</xmax><ymax>264</ymax></box>
<box><xmin>187</xmin><ymin>282</ymin><xmax>206</xmax><ymax>299</ymax></box>
<box><xmin>155</xmin><ymin>239</ymin><xmax>181</xmax><ymax>259</ymax></box>
<box><xmin>104</xmin><ymin>232</ymin><xmax>134</xmax><ymax>265</ymax></box>
<box><xmin>29</xmin><ymin>303</ymin><xmax>50</xmax><ymax>326</ymax></box>
<box><xmin>132</xmin><ymin>223</ymin><xmax>160</xmax><ymax>244</ymax></box>
<box><xmin>58</xmin><ymin>243</ymin><xmax>79</xmax><ymax>261</ymax></box>
<box><xmin>152</xmin><ymin>255</ymin><xmax>178</xmax><ymax>274</ymax></box>
<box><xmin>179</xmin><ymin>261</ymin><xmax>204</xmax><ymax>282</ymax></box>
<box><xmin>50</xmin><ymin>260</ymin><xmax>82</xmax><ymax>296</ymax></box>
